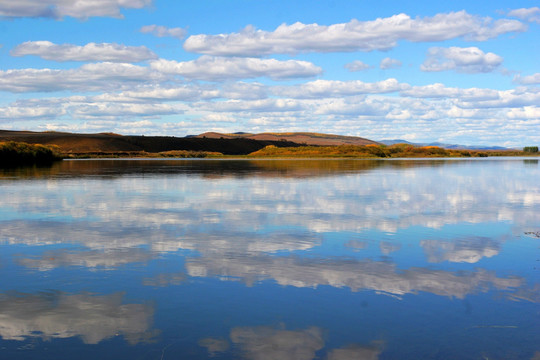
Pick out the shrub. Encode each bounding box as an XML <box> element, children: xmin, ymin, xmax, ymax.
<box><xmin>0</xmin><ymin>141</ymin><xmax>62</xmax><ymax>167</ymax></box>
<box><xmin>523</xmin><ymin>146</ymin><xmax>538</xmax><ymax>153</ymax></box>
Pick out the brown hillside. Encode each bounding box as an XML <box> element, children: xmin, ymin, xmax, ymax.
<box><xmin>196</xmin><ymin>132</ymin><xmax>379</xmax><ymax>146</ymax></box>
<box><xmin>0</xmin><ymin>130</ymin><xmax>301</xmax><ymax>155</ymax></box>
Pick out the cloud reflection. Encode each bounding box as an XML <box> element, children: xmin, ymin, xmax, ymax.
<box><xmin>2</xmin><ymin>160</ymin><xmax>539</xmax><ymax>241</ymax></box>
<box><xmin>420</xmin><ymin>237</ymin><xmax>500</xmax><ymax>263</ymax></box>
<box><xmin>186</xmin><ymin>255</ymin><xmax>523</xmax><ymax>299</ymax></box>
<box><xmin>230</xmin><ymin>325</ymin><xmax>324</xmax><ymax>360</ymax></box>
<box><xmin>0</xmin><ymin>291</ymin><xmax>156</xmax><ymax>344</ymax></box>
<box><xmin>17</xmin><ymin>248</ymin><xmax>153</xmax><ymax>270</ymax></box>
<box><xmin>327</xmin><ymin>343</ymin><xmax>382</xmax><ymax>360</ymax></box>
<box><xmin>200</xmin><ymin>325</ymin><xmax>383</xmax><ymax>360</ymax></box>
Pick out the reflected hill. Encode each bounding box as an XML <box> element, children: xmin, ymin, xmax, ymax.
<box><xmin>0</xmin><ymin>158</ymin><xmax>463</xmax><ymax>180</ymax></box>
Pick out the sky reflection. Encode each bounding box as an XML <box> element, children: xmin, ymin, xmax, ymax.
<box><xmin>0</xmin><ymin>159</ymin><xmax>539</xmax><ymax>359</ymax></box>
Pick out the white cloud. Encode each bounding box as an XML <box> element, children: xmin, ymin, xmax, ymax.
<box><xmin>456</xmin><ymin>88</ymin><xmax>540</xmax><ymax>108</ymax></box>
<box><xmin>140</xmin><ymin>25</ymin><xmax>187</xmax><ymax>39</ymax></box>
<box><xmin>273</xmin><ymin>79</ymin><xmax>409</xmax><ymax>99</ymax></box>
<box><xmin>11</xmin><ymin>41</ymin><xmax>157</xmax><ymax>62</ymax></box>
<box><xmin>508</xmin><ymin>7</ymin><xmax>540</xmax><ymax>24</ymax></box>
<box><xmin>221</xmin><ymin>82</ymin><xmax>268</xmax><ymax>100</ymax></box>
<box><xmin>344</xmin><ymin>60</ymin><xmax>371</xmax><ymax>72</ymax></box>
<box><xmin>514</xmin><ymin>72</ymin><xmax>540</xmax><ymax>85</ymax></box>
<box><xmin>72</xmin><ymin>102</ymin><xmax>181</xmax><ymax>119</ymax></box>
<box><xmin>183</xmin><ymin>11</ymin><xmax>526</xmax><ymax>56</ymax></box>
<box><xmin>150</xmin><ymin>56</ymin><xmax>322</xmax><ymax>81</ymax></box>
<box><xmin>0</xmin><ymin>62</ymin><xmax>161</xmax><ymax>92</ymax></box>
<box><xmin>94</xmin><ymin>85</ymin><xmax>220</xmax><ymax>102</ymax></box>
<box><xmin>0</xmin><ymin>0</ymin><xmax>152</xmax><ymax>19</ymax></box>
<box><xmin>0</xmin><ymin>103</ymin><xmax>65</xmax><ymax>120</ymax></box>
<box><xmin>380</xmin><ymin>57</ymin><xmax>402</xmax><ymax>69</ymax></box>
<box><xmin>507</xmin><ymin>106</ymin><xmax>540</xmax><ymax>119</ymax></box>
<box><xmin>421</xmin><ymin>47</ymin><xmax>503</xmax><ymax>73</ymax></box>
<box><xmin>195</xmin><ymin>98</ymin><xmax>304</xmax><ymax>113</ymax></box>
<box><xmin>400</xmin><ymin>83</ymin><xmax>500</xmax><ymax>101</ymax></box>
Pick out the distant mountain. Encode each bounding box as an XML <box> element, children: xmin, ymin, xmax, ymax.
<box><xmin>379</xmin><ymin>139</ymin><xmax>512</xmax><ymax>150</ymax></box>
<box><xmin>196</xmin><ymin>132</ymin><xmax>379</xmax><ymax>146</ymax></box>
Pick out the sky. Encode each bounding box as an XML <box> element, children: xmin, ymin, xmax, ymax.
<box><xmin>0</xmin><ymin>0</ymin><xmax>539</xmax><ymax>147</ymax></box>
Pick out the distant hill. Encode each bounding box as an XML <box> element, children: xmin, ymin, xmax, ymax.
<box><xmin>196</xmin><ymin>132</ymin><xmax>380</xmax><ymax>146</ymax></box>
<box><xmin>0</xmin><ymin>130</ymin><xmax>301</xmax><ymax>155</ymax></box>
<box><xmin>379</xmin><ymin>139</ymin><xmax>512</xmax><ymax>150</ymax></box>
<box><xmin>1</xmin><ymin>129</ymin><xmax>515</xmax><ymax>156</ymax></box>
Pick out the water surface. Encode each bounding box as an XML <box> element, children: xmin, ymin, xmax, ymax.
<box><xmin>0</xmin><ymin>159</ymin><xmax>539</xmax><ymax>359</ymax></box>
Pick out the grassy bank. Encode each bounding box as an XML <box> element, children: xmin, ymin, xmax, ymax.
<box><xmin>63</xmin><ymin>149</ymin><xmax>222</xmax><ymax>159</ymax></box>
<box><xmin>0</xmin><ymin>141</ymin><xmax>63</xmax><ymax>166</ymax></box>
<box><xmin>247</xmin><ymin>144</ymin><xmax>534</xmax><ymax>158</ymax></box>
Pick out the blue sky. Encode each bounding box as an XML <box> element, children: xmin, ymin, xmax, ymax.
<box><xmin>0</xmin><ymin>0</ymin><xmax>539</xmax><ymax>147</ymax></box>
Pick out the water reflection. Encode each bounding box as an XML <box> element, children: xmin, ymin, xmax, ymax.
<box><xmin>199</xmin><ymin>325</ymin><xmax>383</xmax><ymax>360</ymax></box>
<box><xmin>17</xmin><ymin>248</ymin><xmax>153</xmax><ymax>270</ymax></box>
<box><xmin>0</xmin><ymin>291</ymin><xmax>155</xmax><ymax>344</ymax></box>
<box><xmin>0</xmin><ymin>159</ymin><xmax>539</xmax><ymax>358</ymax></box>
<box><xmin>420</xmin><ymin>237</ymin><xmax>500</xmax><ymax>263</ymax></box>
<box><xmin>186</xmin><ymin>255</ymin><xmax>524</xmax><ymax>299</ymax></box>
<box><xmin>0</xmin><ymin>158</ymin><xmax>451</xmax><ymax>180</ymax></box>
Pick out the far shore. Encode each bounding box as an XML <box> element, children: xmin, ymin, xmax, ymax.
<box><xmin>1</xmin><ymin>130</ymin><xmax>538</xmax><ymax>166</ymax></box>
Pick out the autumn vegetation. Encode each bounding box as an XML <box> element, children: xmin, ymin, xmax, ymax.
<box><xmin>246</xmin><ymin>143</ymin><xmax>532</xmax><ymax>158</ymax></box>
<box><xmin>0</xmin><ymin>141</ymin><xmax>63</xmax><ymax>166</ymax></box>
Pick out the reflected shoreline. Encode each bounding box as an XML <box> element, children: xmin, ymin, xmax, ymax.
<box><xmin>0</xmin><ymin>157</ymin><xmax>528</xmax><ymax>180</ymax></box>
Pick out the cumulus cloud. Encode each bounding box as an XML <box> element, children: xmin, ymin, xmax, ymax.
<box><xmin>0</xmin><ymin>103</ymin><xmax>66</xmax><ymax>120</ymax></box>
<box><xmin>93</xmin><ymin>84</ymin><xmax>220</xmax><ymax>102</ymax></box>
<box><xmin>140</xmin><ymin>25</ymin><xmax>187</xmax><ymax>39</ymax></box>
<box><xmin>11</xmin><ymin>41</ymin><xmax>157</xmax><ymax>62</ymax></box>
<box><xmin>0</xmin><ymin>0</ymin><xmax>152</xmax><ymax>19</ymax></box>
<box><xmin>344</xmin><ymin>60</ymin><xmax>371</xmax><ymax>72</ymax></box>
<box><xmin>456</xmin><ymin>88</ymin><xmax>540</xmax><ymax>108</ymax></box>
<box><xmin>0</xmin><ymin>291</ymin><xmax>155</xmax><ymax>344</ymax></box>
<box><xmin>150</xmin><ymin>56</ymin><xmax>322</xmax><ymax>81</ymax></box>
<box><xmin>195</xmin><ymin>98</ymin><xmax>304</xmax><ymax>113</ymax></box>
<box><xmin>0</xmin><ymin>62</ymin><xmax>162</xmax><ymax>92</ymax></box>
<box><xmin>71</xmin><ymin>102</ymin><xmax>181</xmax><ymax>119</ymax></box>
<box><xmin>421</xmin><ymin>47</ymin><xmax>503</xmax><ymax>73</ymax></box>
<box><xmin>514</xmin><ymin>72</ymin><xmax>540</xmax><ymax>85</ymax></box>
<box><xmin>508</xmin><ymin>7</ymin><xmax>540</xmax><ymax>24</ymax></box>
<box><xmin>400</xmin><ymin>83</ymin><xmax>500</xmax><ymax>101</ymax></box>
<box><xmin>380</xmin><ymin>57</ymin><xmax>402</xmax><ymax>69</ymax></box>
<box><xmin>273</xmin><ymin>79</ymin><xmax>409</xmax><ymax>99</ymax></box>
<box><xmin>183</xmin><ymin>11</ymin><xmax>526</xmax><ymax>56</ymax></box>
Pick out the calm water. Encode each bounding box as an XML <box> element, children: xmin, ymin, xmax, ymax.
<box><xmin>0</xmin><ymin>158</ymin><xmax>538</xmax><ymax>359</ymax></box>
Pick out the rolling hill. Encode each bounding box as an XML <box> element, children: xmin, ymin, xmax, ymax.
<box><xmin>195</xmin><ymin>132</ymin><xmax>380</xmax><ymax>146</ymax></box>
